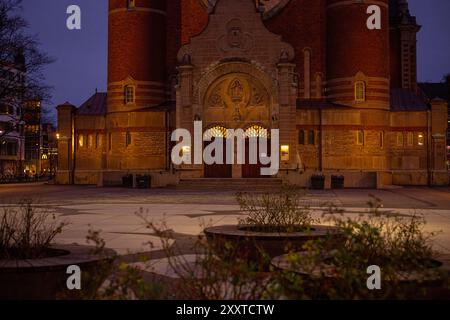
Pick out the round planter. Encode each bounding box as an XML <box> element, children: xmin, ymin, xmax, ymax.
<box><xmin>272</xmin><ymin>252</ymin><xmax>450</xmax><ymax>299</ymax></box>
<box><xmin>204</xmin><ymin>225</ymin><xmax>343</xmax><ymax>268</ymax></box>
<box><xmin>0</xmin><ymin>244</ymin><xmax>116</xmax><ymax>300</ymax></box>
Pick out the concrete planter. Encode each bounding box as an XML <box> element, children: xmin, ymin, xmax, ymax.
<box><xmin>272</xmin><ymin>252</ymin><xmax>450</xmax><ymax>299</ymax></box>
<box><xmin>204</xmin><ymin>225</ymin><xmax>343</xmax><ymax>268</ymax></box>
<box><xmin>0</xmin><ymin>244</ymin><xmax>116</xmax><ymax>300</ymax></box>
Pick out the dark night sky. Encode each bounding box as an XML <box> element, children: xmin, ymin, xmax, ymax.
<box><xmin>21</xmin><ymin>0</ymin><xmax>450</xmax><ymax>121</ymax></box>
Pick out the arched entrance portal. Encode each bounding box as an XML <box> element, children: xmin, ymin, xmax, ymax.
<box><xmin>242</xmin><ymin>125</ymin><xmax>271</xmax><ymax>178</ymax></box>
<box><xmin>203</xmin><ymin>125</ymin><xmax>232</xmax><ymax>178</ymax></box>
<box><xmin>198</xmin><ymin>63</ymin><xmax>278</xmax><ymax>179</ymax></box>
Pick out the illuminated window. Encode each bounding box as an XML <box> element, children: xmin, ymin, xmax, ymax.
<box><xmin>182</xmin><ymin>146</ymin><xmax>191</xmax><ymax>157</ymax></box>
<box><xmin>308</xmin><ymin>130</ymin><xmax>315</xmax><ymax>145</ymax></box>
<box><xmin>245</xmin><ymin>125</ymin><xmax>268</xmax><ymax>139</ymax></box>
<box><xmin>281</xmin><ymin>145</ymin><xmax>290</xmax><ymax>161</ymax></box>
<box><xmin>380</xmin><ymin>132</ymin><xmax>384</xmax><ymax>148</ymax></box>
<box><xmin>356</xmin><ymin>130</ymin><xmax>364</xmax><ymax>146</ymax></box>
<box><xmin>417</xmin><ymin>132</ymin><xmax>425</xmax><ymax>147</ymax></box>
<box><xmin>87</xmin><ymin>134</ymin><xmax>94</xmax><ymax>148</ymax></box>
<box><xmin>406</xmin><ymin>132</ymin><xmax>414</xmax><ymax>146</ymax></box>
<box><xmin>108</xmin><ymin>133</ymin><xmax>112</xmax><ymax>151</ymax></box>
<box><xmin>355</xmin><ymin>81</ymin><xmax>366</xmax><ymax>102</ymax></box>
<box><xmin>127</xmin><ymin>0</ymin><xmax>135</xmax><ymax>10</ymax></box>
<box><xmin>204</xmin><ymin>125</ymin><xmax>228</xmax><ymax>140</ymax></box>
<box><xmin>96</xmin><ymin>134</ymin><xmax>101</xmax><ymax>148</ymax></box>
<box><xmin>124</xmin><ymin>85</ymin><xmax>135</xmax><ymax>104</ymax></box>
<box><xmin>78</xmin><ymin>134</ymin><xmax>84</xmax><ymax>148</ymax></box>
<box><xmin>396</xmin><ymin>132</ymin><xmax>404</xmax><ymax>147</ymax></box>
<box><xmin>126</xmin><ymin>131</ymin><xmax>132</xmax><ymax>147</ymax></box>
<box><xmin>298</xmin><ymin>130</ymin><xmax>305</xmax><ymax>145</ymax></box>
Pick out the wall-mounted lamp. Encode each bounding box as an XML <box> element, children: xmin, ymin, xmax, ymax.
<box><xmin>182</xmin><ymin>146</ymin><xmax>191</xmax><ymax>156</ymax></box>
<box><xmin>281</xmin><ymin>145</ymin><xmax>290</xmax><ymax>161</ymax></box>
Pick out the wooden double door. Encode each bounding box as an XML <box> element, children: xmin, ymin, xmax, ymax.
<box><xmin>204</xmin><ymin>138</ymin><xmax>232</xmax><ymax>178</ymax></box>
<box><xmin>242</xmin><ymin>138</ymin><xmax>271</xmax><ymax>178</ymax></box>
<box><xmin>203</xmin><ymin>137</ymin><xmax>271</xmax><ymax>179</ymax></box>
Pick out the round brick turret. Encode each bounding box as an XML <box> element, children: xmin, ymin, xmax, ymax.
<box><xmin>108</xmin><ymin>0</ymin><xmax>167</xmax><ymax>112</ymax></box>
<box><xmin>326</xmin><ymin>0</ymin><xmax>390</xmax><ymax>109</ymax></box>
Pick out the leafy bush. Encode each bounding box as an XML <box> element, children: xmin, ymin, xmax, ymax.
<box><xmin>278</xmin><ymin>197</ymin><xmax>447</xmax><ymax>299</ymax></box>
<box><xmin>0</xmin><ymin>200</ymin><xmax>68</xmax><ymax>260</ymax></box>
<box><xmin>236</xmin><ymin>185</ymin><xmax>315</xmax><ymax>232</ymax></box>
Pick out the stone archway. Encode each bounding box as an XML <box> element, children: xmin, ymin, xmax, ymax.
<box><xmin>197</xmin><ymin>61</ymin><xmax>279</xmax><ymax>129</ymax></box>
<box><xmin>198</xmin><ymin>63</ymin><xmax>276</xmax><ymax>178</ymax></box>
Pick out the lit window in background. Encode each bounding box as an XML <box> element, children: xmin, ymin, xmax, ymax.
<box><xmin>396</xmin><ymin>132</ymin><xmax>403</xmax><ymax>146</ymax></box>
<box><xmin>407</xmin><ymin>132</ymin><xmax>414</xmax><ymax>146</ymax></box>
<box><xmin>281</xmin><ymin>145</ymin><xmax>289</xmax><ymax>161</ymax></box>
<box><xmin>357</xmin><ymin>130</ymin><xmax>364</xmax><ymax>146</ymax></box>
<box><xmin>182</xmin><ymin>146</ymin><xmax>191</xmax><ymax>157</ymax></box>
<box><xmin>355</xmin><ymin>81</ymin><xmax>366</xmax><ymax>102</ymax></box>
<box><xmin>418</xmin><ymin>133</ymin><xmax>425</xmax><ymax>146</ymax></box>
<box><xmin>124</xmin><ymin>85</ymin><xmax>135</xmax><ymax>104</ymax></box>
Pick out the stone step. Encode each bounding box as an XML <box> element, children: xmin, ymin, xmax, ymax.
<box><xmin>177</xmin><ymin>178</ymin><xmax>283</xmax><ymax>190</ymax></box>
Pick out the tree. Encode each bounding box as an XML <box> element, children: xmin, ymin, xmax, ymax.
<box><xmin>0</xmin><ymin>0</ymin><xmax>53</xmax><ymax>138</ymax></box>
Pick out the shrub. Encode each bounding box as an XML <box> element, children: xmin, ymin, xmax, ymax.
<box><xmin>0</xmin><ymin>200</ymin><xmax>68</xmax><ymax>260</ymax></box>
<box><xmin>236</xmin><ymin>185</ymin><xmax>315</xmax><ymax>233</ymax></box>
<box><xmin>278</xmin><ymin>197</ymin><xmax>447</xmax><ymax>299</ymax></box>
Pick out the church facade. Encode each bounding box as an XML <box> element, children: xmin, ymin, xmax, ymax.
<box><xmin>56</xmin><ymin>0</ymin><xmax>449</xmax><ymax>188</ymax></box>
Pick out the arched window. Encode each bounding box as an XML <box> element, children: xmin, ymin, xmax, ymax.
<box><xmin>380</xmin><ymin>132</ymin><xmax>384</xmax><ymax>148</ymax></box>
<box><xmin>355</xmin><ymin>81</ymin><xmax>366</xmax><ymax>102</ymax></box>
<box><xmin>124</xmin><ymin>85</ymin><xmax>135</xmax><ymax>104</ymax></box>
<box><xmin>204</xmin><ymin>125</ymin><xmax>228</xmax><ymax>140</ymax></box>
<box><xmin>417</xmin><ymin>132</ymin><xmax>425</xmax><ymax>147</ymax></box>
<box><xmin>308</xmin><ymin>130</ymin><xmax>315</xmax><ymax>145</ymax></box>
<box><xmin>127</xmin><ymin>0</ymin><xmax>135</xmax><ymax>10</ymax></box>
<box><xmin>78</xmin><ymin>134</ymin><xmax>84</xmax><ymax>148</ymax></box>
<box><xmin>406</xmin><ymin>132</ymin><xmax>414</xmax><ymax>146</ymax></box>
<box><xmin>95</xmin><ymin>134</ymin><xmax>101</xmax><ymax>149</ymax></box>
<box><xmin>298</xmin><ymin>130</ymin><xmax>305</xmax><ymax>145</ymax></box>
<box><xmin>87</xmin><ymin>134</ymin><xmax>94</xmax><ymax>148</ymax></box>
<box><xmin>108</xmin><ymin>133</ymin><xmax>112</xmax><ymax>151</ymax></box>
<box><xmin>356</xmin><ymin>130</ymin><xmax>364</xmax><ymax>146</ymax></box>
<box><xmin>126</xmin><ymin>131</ymin><xmax>132</xmax><ymax>147</ymax></box>
<box><xmin>396</xmin><ymin>132</ymin><xmax>404</xmax><ymax>147</ymax></box>
<box><xmin>245</xmin><ymin>125</ymin><xmax>268</xmax><ymax>139</ymax></box>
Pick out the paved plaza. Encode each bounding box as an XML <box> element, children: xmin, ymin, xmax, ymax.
<box><xmin>1</xmin><ymin>184</ymin><xmax>450</xmax><ymax>259</ymax></box>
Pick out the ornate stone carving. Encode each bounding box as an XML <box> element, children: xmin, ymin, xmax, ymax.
<box><xmin>218</xmin><ymin>19</ymin><xmax>253</xmax><ymax>53</ymax></box>
<box><xmin>228</xmin><ymin>78</ymin><xmax>245</xmax><ymax>103</ymax></box>
<box><xmin>251</xmin><ymin>86</ymin><xmax>265</xmax><ymax>106</ymax></box>
<box><xmin>205</xmin><ymin>74</ymin><xmax>269</xmax><ymax>111</ymax></box>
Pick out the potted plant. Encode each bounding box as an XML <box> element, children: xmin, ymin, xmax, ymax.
<box><xmin>311</xmin><ymin>174</ymin><xmax>325</xmax><ymax>190</ymax></box>
<box><xmin>203</xmin><ymin>186</ymin><xmax>342</xmax><ymax>269</ymax></box>
<box><xmin>272</xmin><ymin>200</ymin><xmax>450</xmax><ymax>299</ymax></box>
<box><xmin>0</xmin><ymin>201</ymin><xmax>115</xmax><ymax>300</ymax></box>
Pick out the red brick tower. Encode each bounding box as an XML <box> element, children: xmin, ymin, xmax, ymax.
<box><xmin>107</xmin><ymin>0</ymin><xmax>167</xmax><ymax>113</ymax></box>
<box><xmin>326</xmin><ymin>0</ymin><xmax>390</xmax><ymax>109</ymax></box>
